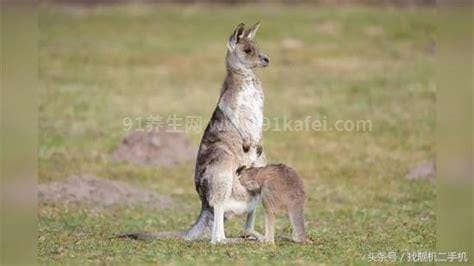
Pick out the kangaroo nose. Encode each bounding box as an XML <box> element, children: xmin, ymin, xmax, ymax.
<box><xmin>260</xmin><ymin>55</ymin><xmax>270</xmax><ymax>66</ymax></box>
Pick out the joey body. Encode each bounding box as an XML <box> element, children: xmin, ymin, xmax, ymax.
<box><xmin>239</xmin><ymin>164</ymin><xmax>312</xmax><ymax>244</ymax></box>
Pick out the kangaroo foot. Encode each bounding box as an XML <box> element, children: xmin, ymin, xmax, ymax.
<box><xmin>241</xmin><ymin>230</ymin><xmax>265</xmax><ymax>241</ymax></box>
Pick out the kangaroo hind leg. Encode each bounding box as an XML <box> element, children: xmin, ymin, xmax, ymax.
<box><xmin>288</xmin><ymin>206</ymin><xmax>308</xmax><ymax>243</ymax></box>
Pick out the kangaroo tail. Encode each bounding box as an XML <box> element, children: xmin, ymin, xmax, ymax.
<box><xmin>183</xmin><ymin>208</ymin><xmax>213</xmax><ymax>241</ymax></box>
<box><xmin>116</xmin><ymin>231</ymin><xmax>185</xmax><ymax>241</ymax></box>
<box><xmin>117</xmin><ymin>208</ymin><xmax>213</xmax><ymax>241</ymax></box>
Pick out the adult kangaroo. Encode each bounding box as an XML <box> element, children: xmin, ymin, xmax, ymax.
<box><xmin>184</xmin><ymin>22</ymin><xmax>269</xmax><ymax>244</ymax></box>
<box><xmin>117</xmin><ymin>22</ymin><xmax>269</xmax><ymax>244</ymax></box>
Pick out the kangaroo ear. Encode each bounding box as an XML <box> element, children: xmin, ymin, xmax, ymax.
<box><xmin>227</xmin><ymin>23</ymin><xmax>245</xmax><ymax>51</ymax></box>
<box><xmin>243</xmin><ymin>180</ymin><xmax>260</xmax><ymax>192</ymax></box>
<box><xmin>245</xmin><ymin>21</ymin><xmax>261</xmax><ymax>40</ymax></box>
<box><xmin>236</xmin><ymin>165</ymin><xmax>247</xmax><ymax>176</ymax></box>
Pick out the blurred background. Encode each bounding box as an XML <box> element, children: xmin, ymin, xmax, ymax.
<box><xmin>44</xmin><ymin>0</ymin><xmax>436</xmax><ymax>6</ymax></box>
<box><xmin>35</xmin><ymin>0</ymin><xmax>441</xmax><ymax>264</ymax></box>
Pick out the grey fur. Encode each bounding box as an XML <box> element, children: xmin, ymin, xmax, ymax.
<box><xmin>185</xmin><ymin>22</ymin><xmax>270</xmax><ymax>244</ymax></box>
<box><xmin>117</xmin><ymin>22</ymin><xmax>269</xmax><ymax>244</ymax></box>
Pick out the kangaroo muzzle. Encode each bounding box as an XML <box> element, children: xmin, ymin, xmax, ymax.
<box><xmin>259</xmin><ymin>54</ymin><xmax>270</xmax><ymax>67</ymax></box>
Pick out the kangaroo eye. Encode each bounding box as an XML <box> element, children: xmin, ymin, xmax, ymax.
<box><xmin>244</xmin><ymin>48</ymin><xmax>252</xmax><ymax>54</ymax></box>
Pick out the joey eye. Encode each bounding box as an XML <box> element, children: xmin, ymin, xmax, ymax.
<box><xmin>244</xmin><ymin>48</ymin><xmax>252</xmax><ymax>54</ymax></box>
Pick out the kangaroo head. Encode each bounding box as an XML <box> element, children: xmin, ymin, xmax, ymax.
<box><xmin>226</xmin><ymin>22</ymin><xmax>270</xmax><ymax>71</ymax></box>
<box><xmin>237</xmin><ymin>167</ymin><xmax>261</xmax><ymax>192</ymax></box>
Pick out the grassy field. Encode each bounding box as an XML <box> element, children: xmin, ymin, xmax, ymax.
<box><xmin>38</xmin><ymin>3</ymin><xmax>436</xmax><ymax>265</ymax></box>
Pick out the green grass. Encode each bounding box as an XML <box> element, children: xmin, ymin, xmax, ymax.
<box><xmin>38</xmin><ymin>3</ymin><xmax>436</xmax><ymax>265</ymax></box>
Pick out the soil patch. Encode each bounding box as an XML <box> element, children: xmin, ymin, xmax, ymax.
<box><xmin>406</xmin><ymin>160</ymin><xmax>436</xmax><ymax>181</ymax></box>
<box><xmin>111</xmin><ymin>128</ymin><xmax>197</xmax><ymax>167</ymax></box>
<box><xmin>38</xmin><ymin>175</ymin><xmax>173</xmax><ymax>209</ymax></box>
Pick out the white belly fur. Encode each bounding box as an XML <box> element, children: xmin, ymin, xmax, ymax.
<box><xmin>223</xmin><ymin>196</ymin><xmax>259</xmax><ymax>216</ymax></box>
<box><xmin>220</xmin><ymin>79</ymin><xmax>263</xmax><ymax>216</ymax></box>
<box><xmin>236</xmin><ymin>82</ymin><xmax>263</xmax><ymax>143</ymax></box>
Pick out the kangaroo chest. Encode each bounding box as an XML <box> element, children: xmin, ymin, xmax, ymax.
<box><xmin>236</xmin><ymin>79</ymin><xmax>264</xmax><ymax>143</ymax></box>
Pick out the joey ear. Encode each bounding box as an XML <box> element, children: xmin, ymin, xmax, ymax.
<box><xmin>243</xmin><ymin>180</ymin><xmax>260</xmax><ymax>192</ymax></box>
<box><xmin>227</xmin><ymin>23</ymin><xmax>246</xmax><ymax>51</ymax></box>
<box><xmin>245</xmin><ymin>21</ymin><xmax>261</xmax><ymax>40</ymax></box>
